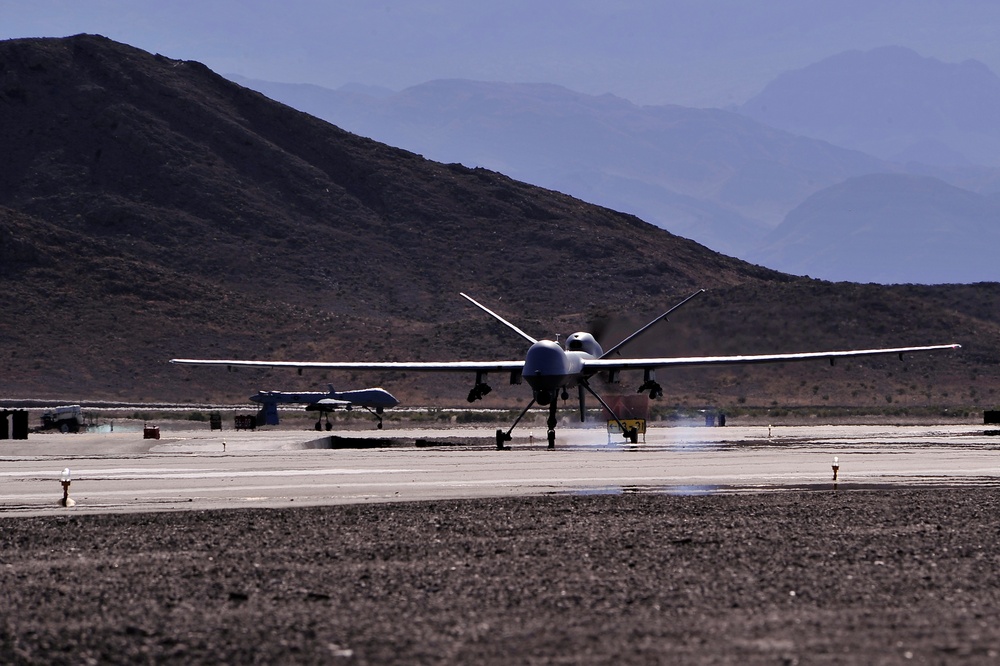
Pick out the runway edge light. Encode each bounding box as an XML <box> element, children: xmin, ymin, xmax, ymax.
<box><xmin>59</xmin><ymin>468</ymin><xmax>76</xmax><ymax>507</ymax></box>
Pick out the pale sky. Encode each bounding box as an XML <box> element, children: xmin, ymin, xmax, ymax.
<box><xmin>3</xmin><ymin>0</ymin><xmax>1000</xmax><ymax>107</ymax></box>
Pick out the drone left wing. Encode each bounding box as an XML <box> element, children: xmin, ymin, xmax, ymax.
<box><xmin>581</xmin><ymin>343</ymin><xmax>961</xmax><ymax>372</ymax></box>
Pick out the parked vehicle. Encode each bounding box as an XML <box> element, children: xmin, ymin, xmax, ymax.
<box><xmin>40</xmin><ymin>405</ymin><xmax>84</xmax><ymax>433</ymax></box>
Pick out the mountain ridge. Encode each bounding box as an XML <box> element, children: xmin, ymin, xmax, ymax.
<box><xmin>232</xmin><ymin>68</ymin><xmax>1000</xmax><ymax>284</ymax></box>
<box><xmin>0</xmin><ymin>35</ymin><xmax>988</xmax><ymax>410</ymax></box>
<box><xmin>741</xmin><ymin>45</ymin><xmax>1000</xmax><ymax>167</ymax></box>
<box><xmin>228</xmin><ymin>74</ymin><xmax>891</xmax><ymax>258</ymax></box>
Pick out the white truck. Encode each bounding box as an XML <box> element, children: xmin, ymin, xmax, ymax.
<box><xmin>40</xmin><ymin>405</ymin><xmax>85</xmax><ymax>433</ymax></box>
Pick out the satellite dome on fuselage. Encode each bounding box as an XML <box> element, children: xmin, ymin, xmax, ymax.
<box><xmin>565</xmin><ymin>332</ymin><xmax>602</xmax><ymax>357</ymax></box>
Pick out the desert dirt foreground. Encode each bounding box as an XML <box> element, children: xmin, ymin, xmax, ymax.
<box><xmin>3</xmin><ymin>488</ymin><xmax>1000</xmax><ymax>664</ymax></box>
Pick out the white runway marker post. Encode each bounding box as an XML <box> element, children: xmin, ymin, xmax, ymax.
<box><xmin>59</xmin><ymin>468</ymin><xmax>76</xmax><ymax>507</ymax></box>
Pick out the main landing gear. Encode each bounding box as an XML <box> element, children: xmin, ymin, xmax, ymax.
<box><xmin>495</xmin><ymin>397</ymin><xmax>535</xmax><ymax>450</ymax></box>
<box><xmin>579</xmin><ymin>379</ymin><xmax>640</xmax><ymax>445</ymax></box>
<box><xmin>315</xmin><ymin>413</ymin><xmax>333</xmax><ymax>431</ymax></box>
<box><xmin>494</xmin><ymin>398</ymin><xmax>559</xmax><ymax>450</ymax></box>
<box><xmin>313</xmin><ymin>406</ymin><xmax>385</xmax><ymax>431</ymax></box>
<box><xmin>493</xmin><ymin>382</ymin><xmax>639</xmax><ymax>450</ymax></box>
<box><xmin>368</xmin><ymin>406</ymin><xmax>385</xmax><ymax>430</ymax></box>
<box><xmin>497</xmin><ymin>385</ymin><xmax>565</xmax><ymax>449</ymax></box>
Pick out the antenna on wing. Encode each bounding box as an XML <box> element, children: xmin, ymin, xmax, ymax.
<box><xmin>600</xmin><ymin>289</ymin><xmax>704</xmax><ymax>359</ymax></box>
<box><xmin>460</xmin><ymin>293</ymin><xmax>538</xmax><ymax>344</ymax></box>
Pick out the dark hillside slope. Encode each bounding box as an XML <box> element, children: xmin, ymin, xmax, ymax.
<box><xmin>0</xmin><ymin>35</ymin><xmax>768</xmax><ymax>309</ymax></box>
<box><xmin>0</xmin><ymin>35</ymin><xmax>990</xmax><ymax>408</ymax></box>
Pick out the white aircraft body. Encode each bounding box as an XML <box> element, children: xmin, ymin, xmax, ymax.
<box><xmin>172</xmin><ymin>291</ymin><xmax>960</xmax><ymax>449</ymax></box>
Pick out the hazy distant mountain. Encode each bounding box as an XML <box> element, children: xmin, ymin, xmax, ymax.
<box><xmin>741</xmin><ymin>46</ymin><xmax>1000</xmax><ymax>168</ymax></box>
<box><xmin>232</xmin><ymin>73</ymin><xmax>1000</xmax><ymax>284</ymax></box>
<box><xmin>337</xmin><ymin>82</ymin><xmax>395</xmax><ymax>98</ymax></box>
<box><xmin>229</xmin><ymin>75</ymin><xmax>888</xmax><ymax>258</ymax></box>
<box><xmin>749</xmin><ymin>174</ymin><xmax>1000</xmax><ymax>283</ymax></box>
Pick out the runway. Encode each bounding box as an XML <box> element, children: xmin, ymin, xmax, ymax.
<box><xmin>2</xmin><ymin>422</ymin><xmax>999</xmax><ymax>516</ymax></box>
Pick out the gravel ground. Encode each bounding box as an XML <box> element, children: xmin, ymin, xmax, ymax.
<box><xmin>2</xmin><ymin>488</ymin><xmax>1000</xmax><ymax>664</ymax></box>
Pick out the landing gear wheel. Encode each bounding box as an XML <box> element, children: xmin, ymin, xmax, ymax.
<box><xmin>546</xmin><ymin>400</ymin><xmax>558</xmax><ymax>449</ymax></box>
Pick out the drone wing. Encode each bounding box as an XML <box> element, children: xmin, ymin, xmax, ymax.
<box><xmin>582</xmin><ymin>343</ymin><xmax>961</xmax><ymax>372</ymax></box>
<box><xmin>170</xmin><ymin>359</ymin><xmax>525</xmax><ymax>373</ymax></box>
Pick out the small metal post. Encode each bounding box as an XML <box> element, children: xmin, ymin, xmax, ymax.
<box><xmin>59</xmin><ymin>468</ymin><xmax>76</xmax><ymax>507</ymax></box>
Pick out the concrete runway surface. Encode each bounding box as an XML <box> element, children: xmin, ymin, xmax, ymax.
<box><xmin>2</xmin><ymin>422</ymin><xmax>999</xmax><ymax>516</ymax></box>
